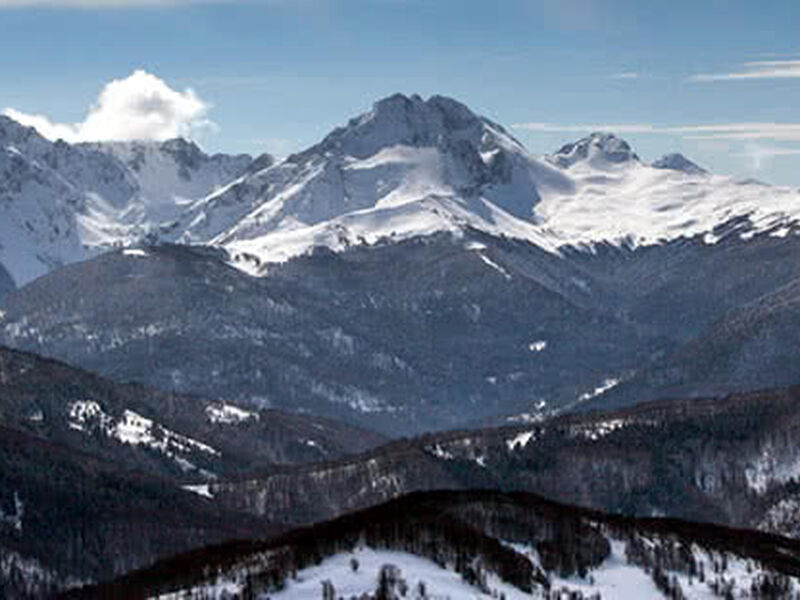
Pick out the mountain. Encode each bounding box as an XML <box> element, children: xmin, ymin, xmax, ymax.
<box><xmin>0</xmin><ymin>345</ymin><xmax>385</xmax><ymax>596</ymax></box>
<box><xmin>191</xmin><ymin>104</ymin><xmax>799</xmax><ymax>275</ymax></box>
<box><xmin>0</xmin><ymin>345</ymin><xmax>385</xmax><ymax>477</ymax></box>
<box><xmin>202</xmin><ymin>386</ymin><xmax>800</xmax><ymax>540</ymax></box>
<box><xmin>0</xmin><ymin>239</ymin><xmax>668</xmax><ymax>434</ymax></box>
<box><xmin>66</xmin><ymin>490</ymin><xmax>800</xmax><ymax>600</ymax></box>
<box><xmin>185</xmin><ymin>93</ymin><xmax>565</xmax><ymax>273</ymax></box>
<box><xmin>3</xmin><ymin>94</ymin><xmax>799</xmax><ymax>287</ymax></box>
<box><xmin>0</xmin><ymin>115</ymin><xmax>266</xmax><ymax>287</ymax></box>
<box><xmin>594</xmin><ymin>274</ymin><xmax>800</xmax><ymax>410</ymax></box>
<box><xmin>7</xmin><ymin>359</ymin><xmax>800</xmax><ymax>596</ymax></box>
<box><xmin>547</xmin><ymin>132</ymin><xmax>640</xmax><ymax>168</ymax></box>
<box><xmin>652</xmin><ymin>152</ymin><xmax>708</xmax><ymax>175</ymax></box>
<box><xmin>78</xmin><ymin>138</ymin><xmax>256</xmax><ymax>236</ymax></box>
<box><xmin>6</xmin><ymin>223</ymin><xmax>800</xmax><ymax>434</ymax></box>
<box><xmin>4</xmin><ymin>93</ymin><xmax>800</xmax><ymax>429</ymax></box>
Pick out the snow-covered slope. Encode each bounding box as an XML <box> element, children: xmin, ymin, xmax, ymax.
<box><xmin>169</xmin><ymin>97</ymin><xmax>800</xmax><ymax>275</ymax></box>
<box><xmin>0</xmin><ymin>115</ymin><xmax>262</xmax><ymax>286</ymax></box>
<box><xmin>204</xmin><ymin>540</ymin><xmax>783</xmax><ymax>600</ymax></box>
<box><xmin>0</xmin><ymin>116</ymin><xmax>123</xmax><ymax>285</ymax></box>
<box><xmin>193</xmin><ymin>93</ymin><xmax>569</xmax><ymax>273</ymax></box>
<box><xmin>82</xmin><ymin>138</ymin><xmax>257</xmax><ymax>234</ymax></box>
<box><xmin>536</xmin><ymin>133</ymin><xmax>800</xmax><ymax>250</ymax></box>
<box><xmin>4</xmin><ymin>94</ymin><xmax>799</xmax><ymax>284</ymax></box>
<box><xmin>91</xmin><ymin>490</ymin><xmax>800</xmax><ymax>600</ymax></box>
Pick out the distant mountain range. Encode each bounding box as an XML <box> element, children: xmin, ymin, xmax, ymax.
<box><xmin>2</xmin><ymin>94</ymin><xmax>800</xmax><ymax>433</ymax></box>
<box><xmin>4</xmin><ymin>93</ymin><xmax>800</xmax><ymax>597</ymax></box>
<box><xmin>2</xmin><ymin>94</ymin><xmax>799</xmax><ymax>289</ymax></box>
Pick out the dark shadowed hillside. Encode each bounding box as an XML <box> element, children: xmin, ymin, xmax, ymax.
<box><xmin>65</xmin><ymin>490</ymin><xmax>800</xmax><ymax>600</ymax></box>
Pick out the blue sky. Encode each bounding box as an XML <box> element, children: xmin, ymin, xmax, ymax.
<box><xmin>1</xmin><ymin>0</ymin><xmax>799</xmax><ymax>185</ymax></box>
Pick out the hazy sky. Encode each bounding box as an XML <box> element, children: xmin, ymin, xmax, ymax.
<box><xmin>2</xmin><ymin>0</ymin><xmax>799</xmax><ymax>185</ymax></box>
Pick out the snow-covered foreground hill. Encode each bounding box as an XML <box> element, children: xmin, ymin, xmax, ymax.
<box><xmin>74</xmin><ymin>490</ymin><xmax>800</xmax><ymax>600</ymax></box>
<box><xmin>191</xmin><ymin>541</ymin><xmax>778</xmax><ymax>600</ymax></box>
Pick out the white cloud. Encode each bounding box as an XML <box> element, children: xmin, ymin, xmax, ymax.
<box><xmin>4</xmin><ymin>70</ymin><xmax>213</xmax><ymax>143</ymax></box>
<box><xmin>514</xmin><ymin>122</ymin><xmax>800</xmax><ymax>141</ymax></box>
<box><xmin>690</xmin><ymin>60</ymin><xmax>800</xmax><ymax>82</ymax></box>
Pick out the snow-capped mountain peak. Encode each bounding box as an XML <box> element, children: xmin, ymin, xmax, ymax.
<box><xmin>0</xmin><ymin>113</ymin><xmax>262</xmax><ymax>286</ymax></box>
<box><xmin>290</xmin><ymin>93</ymin><xmax>525</xmax><ymax>163</ymax></box>
<box><xmin>3</xmin><ymin>95</ymin><xmax>800</xmax><ymax>287</ymax></box>
<box><xmin>193</xmin><ymin>94</ymin><xmax>566</xmax><ymax>271</ymax></box>
<box><xmin>548</xmin><ymin>132</ymin><xmax>640</xmax><ymax>169</ymax></box>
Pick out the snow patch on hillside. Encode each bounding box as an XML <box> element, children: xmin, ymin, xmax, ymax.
<box><xmin>506</xmin><ymin>430</ymin><xmax>538</xmax><ymax>451</ymax></box>
<box><xmin>67</xmin><ymin>400</ymin><xmax>219</xmax><ymax>471</ymax></box>
<box><xmin>182</xmin><ymin>484</ymin><xmax>214</xmax><ymax>499</ymax></box>
<box><xmin>577</xmin><ymin>378</ymin><xmax>621</xmax><ymax>403</ymax></box>
<box><xmin>205</xmin><ymin>403</ymin><xmax>260</xmax><ymax>425</ymax></box>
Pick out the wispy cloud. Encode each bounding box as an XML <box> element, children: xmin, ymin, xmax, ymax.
<box><xmin>4</xmin><ymin>70</ymin><xmax>214</xmax><ymax>142</ymax></box>
<box><xmin>0</xmin><ymin>0</ymin><xmax>320</xmax><ymax>8</ymax></box>
<box><xmin>611</xmin><ymin>72</ymin><xmax>639</xmax><ymax>80</ymax></box>
<box><xmin>737</xmin><ymin>145</ymin><xmax>800</xmax><ymax>170</ymax></box>
<box><xmin>0</xmin><ymin>0</ymin><xmax>211</xmax><ymax>7</ymax></box>
<box><xmin>515</xmin><ymin>122</ymin><xmax>800</xmax><ymax>141</ymax></box>
<box><xmin>243</xmin><ymin>137</ymin><xmax>300</xmax><ymax>157</ymax></box>
<box><xmin>690</xmin><ymin>60</ymin><xmax>800</xmax><ymax>82</ymax></box>
<box><xmin>517</xmin><ymin>123</ymin><xmax>657</xmax><ymax>134</ymax></box>
<box><xmin>676</xmin><ymin>123</ymin><xmax>800</xmax><ymax>141</ymax></box>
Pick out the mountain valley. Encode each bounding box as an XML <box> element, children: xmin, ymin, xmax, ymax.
<box><xmin>2</xmin><ymin>93</ymin><xmax>800</xmax><ymax>598</ymax></box>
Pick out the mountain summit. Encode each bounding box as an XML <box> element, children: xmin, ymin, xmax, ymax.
<box><xmin>291</xmin><ymin>93</ymin><xmax>526</xmax><ymax>160</ymax></box>
<box><xmin>548</xmin><ymin>132</ymin><xmax>640</xmax><ymax>169</ymax></box>
<box><xmin>196</xmin><ymin>93</ymin><xmax>567</xmax><ymax>271</ymax></box>
<box><xmin>651</xmin><ymin>152</ymin><xmax>708</xmax><ymax>175</ymax></box>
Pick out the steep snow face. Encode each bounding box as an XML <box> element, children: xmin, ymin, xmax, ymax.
<box><xmin>0</xmin><ymin>115</ymin><xmax>259</xmax><ymax>285</ymax></box>
<box><xmin>192</xmin><ymin>94</ymin><xmax>570</xmax><ymax>272</ymax></box>
<box><xmin>203</xmin><ymin>101</ymin><xmax>800</xmax><ymax>277</ymax></box>
<box><xmin>83</xmin><ymin>138</ymin><xmax>256</xmax><ymax>229</ymax></box>
<box><xmin>0</xmin><ymin>118</ymin><xmax>110</xmax><ymax>285</ymax></box>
